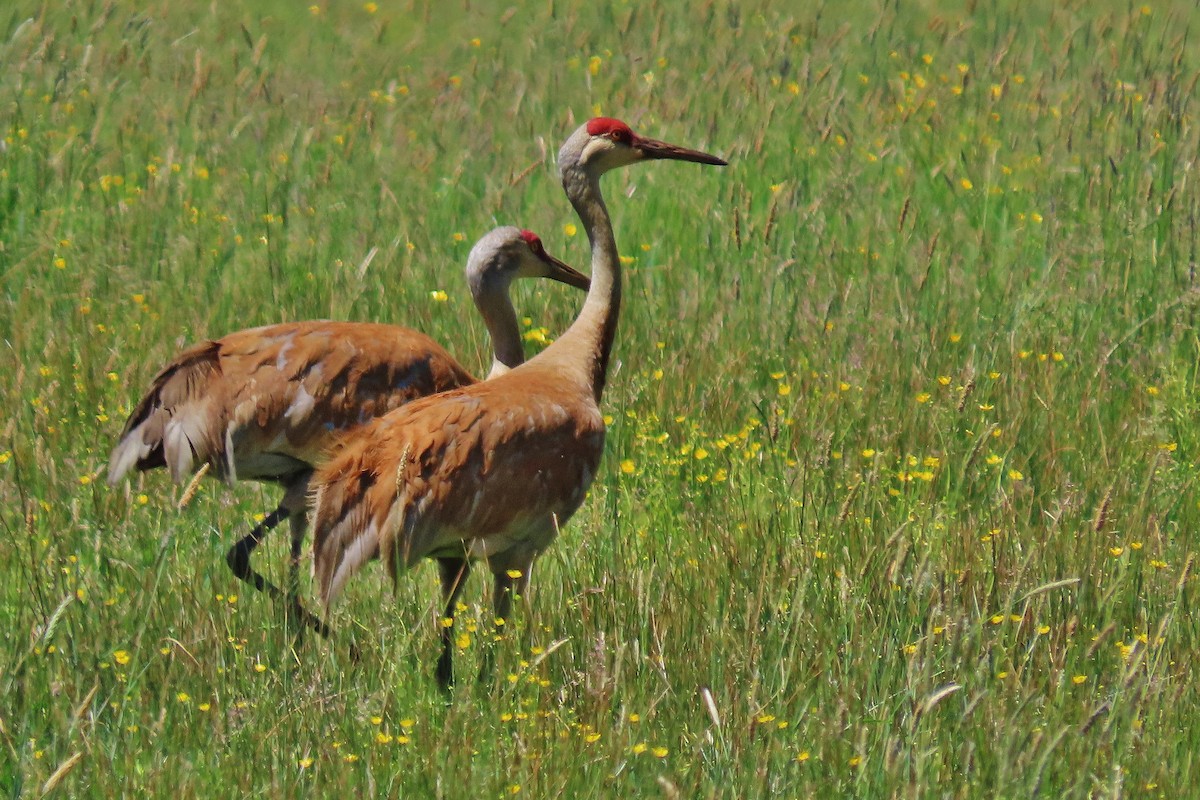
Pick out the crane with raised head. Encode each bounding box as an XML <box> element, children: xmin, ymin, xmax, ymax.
<box><xmin>309</xmin><ymin>118</ymin><xmax>726</xmax><ymax>687</ymax></box>
<box><xmin>108</xmin><ymin>227</ymin><xmax>588</xmax><ymax>636</ymax></box>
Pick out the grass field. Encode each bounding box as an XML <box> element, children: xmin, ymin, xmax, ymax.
<box><xmin>3</xmin><ymin>0</ymin><xmax>1200</xmax><ymax>796</ymax></box>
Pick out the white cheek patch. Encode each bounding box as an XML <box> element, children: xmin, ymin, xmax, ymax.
<box><xmin>580</xmin><ymin>138</ymin><xmax>611</xmax><ymax>165</ymax></box>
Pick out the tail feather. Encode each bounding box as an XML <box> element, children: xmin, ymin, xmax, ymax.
<box><xmin>311</xmin><ymin>464</ymin><xmax>391</xmax><ymax>609</ymax></box>
<box><xmin>321</xmin><ymin>517</ymin><xmax>380</xmax><ymax>608</ymax></box>
<box><xmin>107</xmin><ymin>430</ymin><xmax>154</xmax><ymax>486</ymax></box>
<box><xmin>163</xmin><ymin>417</ymin><xmax>201</xmax><ymax>483</ymax></box>
<box><xmin>223</xmin><ymin>423</ymin><xmax>239</xmax><ymax>483</ymax></box>
<box><xmin>107</xmin><ymin>340</ymin><xmax>225</xmax><ymax>485</ymax></box>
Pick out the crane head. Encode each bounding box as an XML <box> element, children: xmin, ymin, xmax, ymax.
<box><xmin>564</xmin><ymin>117</ymin><xmax>728</xmax><ymax>174</ymax></box>
<box><xmin>517</xmin><ymin>229</ymin><xmax>590</xmax><ymax>288</ymax></box>
<box><xmin>466</xmin><ymin>227</ymin><xmax>590</xmax><ymax>295</ymax></box>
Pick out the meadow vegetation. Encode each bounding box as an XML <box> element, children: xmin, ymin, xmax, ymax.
<box><xmin>2</xmin><ymin>0</ymin><xmax>1200</xmax><ymax>796</ymax></box>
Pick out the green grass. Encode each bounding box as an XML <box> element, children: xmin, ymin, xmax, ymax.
<box><xmin>3</xmin><ymin>0</ymin><xmax>1200</xmax><ymax>796</ymax></box>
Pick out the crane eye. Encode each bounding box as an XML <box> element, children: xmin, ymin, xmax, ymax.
<box><xmin>519</xmin><ymin>229</ymin><xmax>543</xmax><ymax>254</ymax></box>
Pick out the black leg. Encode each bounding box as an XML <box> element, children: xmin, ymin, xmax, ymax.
<box><xmin>224</xmin><ymin>503</ymin><xmax>331</xmax><ymax>640</ymax></box>
<box><xmin>225</xmin><ymin>506</ymin><xmax>289</xmax><ymax>594</ymax></box>
<box><xmin>288</xmin><ymin>513</ymin><xmax>305</xmax><ymax>597</ymax></box>
<box><xmin>480</xmin><ymin>566</ymin><xmax>531</xmax><ymax>683</ymax></box>
<box><xmin>285</xmin><ymin>512</ymin><xmax>333</xmax><ymax>642</ymax></box>
<box><xmin>435</xmin><ymin>557</ymin><xmax>470</xmax><ymax>692</ymax></box>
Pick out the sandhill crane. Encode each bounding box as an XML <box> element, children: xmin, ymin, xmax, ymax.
<box><xmin>108</xmin><ymin>227</ymin><xmax>588</xmax><ymax>635</ymax></box>
<box><xmin>309</xmin><ymin>118</ymin><xmax>726</xmax><ymax>687</ymax></box>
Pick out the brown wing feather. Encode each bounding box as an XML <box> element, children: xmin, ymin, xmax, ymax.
<box><xmin>108</xmin><ymin>321</ymin><xmax>476</xmax><ymax>487</ymax></box>
<box><xmin>310</xmin><ymin>370</ymin><xmax>606</xmax><ymax>606</ymax></box>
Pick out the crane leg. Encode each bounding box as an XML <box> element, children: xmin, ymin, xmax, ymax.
<box><xmin>285</xmin><ymin>511</ymin><xmax>333</xmax><ymax>642</ymax></box>
<box><xmin>225</xmin><ymin>506</ymin><xmax>289</xmax><ymax>594</ymax></box>
<box><xmin>224</xmin><ymin>494</ymin><xmax>331</xmax><ymax>641</ymax></box>
<box><xmin>435</xmin><ymin>556</ymin><xmax>471</xmax><ymax>692</ymax></box>
<box><xmin>479</xmin><ymin>565</ymin><xmax>532</xmax><ymax>683</ymax></box>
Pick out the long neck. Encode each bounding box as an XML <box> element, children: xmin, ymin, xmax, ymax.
<box><xmin>474</xmin><ymin>286</ymin><xmax>524</xmax><ymax>379</ymax></box>
<box><xmin>541</xmin><ymin>166</ymin><xmax>621</xmax><ymax>402</ymax></box>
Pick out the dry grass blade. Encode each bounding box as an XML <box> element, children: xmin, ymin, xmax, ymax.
<box><xmin>40</xmin><ymin>752</ymin><xmax>83</xmax><ymax>797</ymax></box>
<box><xmin>917</xmin><ymin>683</ymin><xmax>961</xmax><ymax>721</ymax></box>
<box><xmin>700</xmin><ymin>686</ymin><xmax>721</xmax><ymax>730</ymax></box>
<box><xmin>176</xmin><ymin>463</ymin><xmax>209</xmax><ymax>510</ymax></box>
<box><xmin>1018</xmin><ymin>578</ymin><xmax>1081</xmax><ymax>604</ymax></box>
<box><xmin>1092</xmin><ymin>486</ymin><xmax>1113</xmax><ymax>534</ymax></box>
<box><xmin>528</xmin><ymin>638</ymin><xmax>570</xmax><ymax>669</ymax></box>
<box><xmin>72</xmin><ymin>682</ymin><xmax>99</xmax><ymax>723</ymax></box>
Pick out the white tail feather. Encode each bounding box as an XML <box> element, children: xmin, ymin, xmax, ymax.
<box><xmin>163</xmin><ymin>419</ymin><xmax>199</xmax><ymax>483</ymax></box>
<box><xmin>223</xmin><ymin>422</ymin><xmax>238</xmax><ymax>483</ymax></box>
<box><xmin>107</xmin><ymin>435</ymin><xmax>150</xmax><ymax>486</ymax></box>
<box><xmin>322</xmin><ymin>518</ymin><xmax>379</xmax><ymax>608</ymax></box>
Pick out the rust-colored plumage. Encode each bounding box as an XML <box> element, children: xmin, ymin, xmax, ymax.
<box><xmin>108</xmin><ymin>228</ymin><xmax>587</xmax><ymax>633</ymax></box>
<box><xmin>309</xmin><ymin>118</ymin><xmax>726</xmax><ymax>687</ymax></box>
<box><xmin>110</xmin><ymin>321</ymin><xmax>474</xmax><ymax>486</ymax></box>
<box><xmin>313</xmin><ymin>371</ymin><xmax>605</xmax><ymax>604</ymax></box>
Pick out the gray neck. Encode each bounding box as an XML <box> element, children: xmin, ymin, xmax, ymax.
<box><xmin>473</xmin><ymin>278</ymin><xmax>526</xmax><ymax>377</ymax></box>
<box><xmin>548</xmin><ymin>164</ymin><xmax>621</xmax><ymax>402</ymax></box>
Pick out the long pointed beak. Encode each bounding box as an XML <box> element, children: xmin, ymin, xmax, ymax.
<box><xmin>634</xmin><ymin>135</ymin><xmax>727</xmax><ymax>166</ymax></box>
<box><xmin>542</xmin><ymin>252</ymin><xmax>591</xmax><ymax>290</ymax></box>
